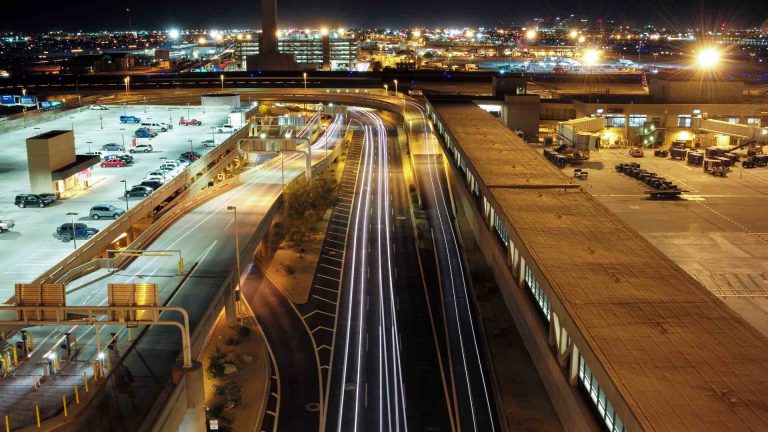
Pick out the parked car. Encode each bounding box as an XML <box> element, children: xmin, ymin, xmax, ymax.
<box><xmin>629</xmin><ymin>147</ymin><xmax>644</xmax><ymax>158</ymax></box>
<box><xmin>139</xmin><ymin>180</ymin><xmax>164</xmax><ymax>190</ymax></box>
<box><xmin>15</xmin><ymin>194</ymin><xmax>56</xmax><ymax>208</ymax></box>
<box><xmin>146</xmin><ymin>171</ymin><xmax>171</xmax><ymax>182</ymax></box>
<box><xmin>161</xmin><ymin>160</ymin><xmax>181</xmax><ymax>169</ymax></box>
<box><xmin>179</xmin><ymin>117</ymin><xmax>202</xmax><ymax>126</ymax></box>
<box><xmin>57</xmin><ymin>223</ymin><xmax>99</xmax><ymax>242</ymax></box>
<box><xmin>106</xmin><ymin>154</ymin><xmax>133</xmax><ymax>164</ymax></box>
<box><xmin>176</xmin><ymin>159</ymin><xmax>191</xmax><ymax>167</ymax></box>
<box><xmin>134</xmin><ymin>128</ymin><xmax>157</xmax><ymax>138</ymax></box>
<box><xmin>100</xmin><ymin>158</ymin><xmax>126</xmax><ymax>168</ymax></box>
<box><xmin>119</xmin><ymin>115</ymin><xmax>141</xmax><ymax>123</ymax></box>
<box><xmin>201</xmin><ymin>139</ymin><xmax>215</xmax><ymax>147</ymax></box>
<box><xmin>180</xmin><ymin>151</ymin><xmax>202</xmax><ymax>161</ymax></box>
<box><xmin>125</xmin><ymin>185</ymin><xmax>153</xmax><ymax>198</ymax></box>
<box><xmin>89</xmin><ymin>104</ymin><xmax>108</xmax><ymax>110</ymax></box>
<box><xmin>140</xmin><ymin>122</ymin><xmax>169</xmax><ymax>132</ymax></box>
<box><xmin>0</xmin><ymin>219</ymin><xmax>15</xmax><ymax>233</ymax></box>
<box><xmin>130</xmin><ymin>143</ymin><xmax>154</xmax><ymax>153</ymax></box>
<box><xmin>216</xmin><ymin>124</ymin><xmax>236</xmax><ymax>133</ymax></box>
<box><xmin>90</xmin><ymin>204</ymin><xmax>125</xmax><ymax>220</ymax></box>
<box><xmin>85</xmin><ymin>151</ymin><xmax>103</xmax><ymax>157</ymax></box>
<box><xmin>102</xmin><ymin>143</ymin><xmax>125</xmax><ymax>152</ymax></box>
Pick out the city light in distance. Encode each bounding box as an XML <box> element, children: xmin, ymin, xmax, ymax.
<box><xmin>696</xmin><ymin>47</ymin><xmax>720</xmax><ymax>68</ymax></box>
<box><xmin>525</xmin><ymin>29</ymin><xmax>537</xmax><ymax>40</ymax></box>
<box><xmin>168</xmin><ymin>29</ymin><xmax>180</xmax><ymax>39</ymax></box>
<box><xmin>569</xmin><ymin>30</ymin><xmax>578</xmax><ymax>39</ymax></box>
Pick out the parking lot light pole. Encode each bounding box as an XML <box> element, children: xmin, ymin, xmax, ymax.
<box><xmin>394</xmin><ymin>79</ymin><xmax>398</xmax><ymax>97</ymax></box>
<box><xmin>186</xmin><ymin>103</ymin><xmax>191</xmax><ymax>119</ymax></box>
<box><xmin>120</xmin><ymin>180</ymin><xmax>129</xmax><ymax>211</ymax></box>
<box><xmin>220</xmin><ymin>74</ymin><xmax>224</xmax><ymax>92</ymax></box>
<box><xmin>188</xmin><ymin>140</ymin><xmax>193</xmax><ymax>154</ymax></box>
<box><xmin>100</xmin><ymin>114</ymin><xmax>103</xmax><ymax>129</ymax></box>
<box><xmin>66</xmin><ymin>212</ymin><xmax>78</xmax><ymax>250</ymax></box>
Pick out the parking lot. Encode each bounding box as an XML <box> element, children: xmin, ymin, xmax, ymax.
<box><xmin>561</xmin><ymin>148</ymin><xmax>768</xmax><ymax>336</ymax></box>
<box><xmin>0</xmin><ymin>104</ymin><xmax>233</xmax><ymax>302</ymax></box>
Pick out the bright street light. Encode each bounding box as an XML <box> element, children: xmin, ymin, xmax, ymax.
<box><xmin>124</xmin><ymin>76</ymin><xmax>130</xmax><ymax>93</ymax></box>
<box><xmin>583</xmin><ymin>49</ymin><xmax>601</xmax><ymax>66</ymax></box>
<box><xmin>525</xmin><ymin>29</ymin><xmax>537</xmax><ymax>41</ymax></box>
<box><xmin>393</xmin><ymin>79</ymin><xmax>398</xmax><ymax>97</ymax></box>
<box><xmin>696</xmin><ymin>47</ymin><xmax>720</xmax><ymax>69</ymax></box>
<box><xmin>569</xmin><ymin>30</ymin><xmax>578</xmax><ymax>39</ymax></box>
<box><xmin>168</xmin><ymin>29</ymin><xmax>180</xmax><ymax>40</ymax></box>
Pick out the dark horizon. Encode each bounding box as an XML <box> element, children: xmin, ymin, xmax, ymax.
<box><xmin>1</xmin><ymin>0</ymin><xmax>766</xmax><ymax>33</ymax></box>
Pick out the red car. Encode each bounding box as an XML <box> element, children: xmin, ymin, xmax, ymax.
<box><xmin>101</xmin><ymin>158</ymin><xmax>126</xmax><ymax>168</ymax></box>
<box><xmin>179</xmin><ymin>117</ymin><xmax>202</xmax><ymax>126</ymax></box>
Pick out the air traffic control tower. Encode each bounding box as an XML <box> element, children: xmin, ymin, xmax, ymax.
<box><xmin>246</xmin><ymin>0</ymin><xmax>297</xmax><ymax>70</ymax></box>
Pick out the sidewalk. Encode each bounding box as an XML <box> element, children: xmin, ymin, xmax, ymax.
<box><xmin>201</xmin><ymin>313</ymin><xmax>271</xmax><ymax>432</ymax></box>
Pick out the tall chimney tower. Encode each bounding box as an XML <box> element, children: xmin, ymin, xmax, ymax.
<box><xmin>260</xmin><ymin>0</ymin><xmax>278</xmax><ymax>54</ymax></box>
<box><xmin>246</xmin><ymin>0</ymin><xmax>297</xmax><ymax>70</ymax></box>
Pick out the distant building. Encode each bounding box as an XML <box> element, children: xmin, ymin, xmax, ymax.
<box><xmin>61</xmin><ymin>53</ymin><xmax>135</xmax><ymax>74</ymax></box>
<box><xmin>239</xmin><ymin>31</ymin><xmax>358</xmax><ymax>71</ymax></box>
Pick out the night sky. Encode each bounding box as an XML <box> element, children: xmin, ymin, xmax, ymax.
<box><xmin>0</xmin><ymin>0</ymin><xmax>765</xmax><ymax>32</ymax></box>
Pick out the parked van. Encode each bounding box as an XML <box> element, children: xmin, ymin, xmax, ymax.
<box><xmin>140</xmin><ymin>122</ymin><xmax>170</xmax><ymax>132</ymax></box>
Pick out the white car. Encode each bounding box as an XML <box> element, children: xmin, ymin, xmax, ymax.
<box><xmin>130</xmin><ymin>143</ymin><xmax>154</xmax><ymax>153</ymax></box>
<box><xmin>216</xmin><ymin>125</ymin><xmax>236</xmax><ymax>133</ymax></box>
<box><xmin>89</xmin><ymin>104</ymin><xmax>109</xmax><ymax>110</ymax></box>
<box><xmin>145</xmin><ymin>171</ymin><xmax>171</xmax><ymax>182</ymax></box>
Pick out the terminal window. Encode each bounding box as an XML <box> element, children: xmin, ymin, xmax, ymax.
<box><xmin>605</xmin><ymin>116</ymin><xmax>625</xmax><ymax>127</ymax></box>
<box><xmin>628</xmin><ymin>115</ymin><xmax>647</xmax><ymax>128</ymax></box>
<box><xmin>677</xmin><ymin>115</ymin><xmax>692</xmax><ymax>127</ymax></box>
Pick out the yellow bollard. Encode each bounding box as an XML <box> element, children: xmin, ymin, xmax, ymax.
<box><xmin>74</xmin><ymin>384</ymin><xmax>80</xmax><ymax>405</ymax></box>
<box><xmin>12</xmin><ymin>346</ymin><xmax>17</xmax><ymax>365</ymax></box>
<box><xmin>54</xmin><ymin>355</ymin><xmax>59</xmax><ymax>373</ymax></box>
<box><xmin>62</xmin><ymin>395</ymin><xmax>67</xmax><ymax>417</ymax></box>
<box><xmin>83</xmin><ymin>372</ymin><xmax>89</xmax><ymax>393</ymax></box>
<box><xmin>178</xmin><ymin>257</ymin><xmax>184</xmax><ymax>274</ymax></box>
<box><xmin>28</xmin><ymin>333</ymin><xmax>34</xmax><ymax>351</ymax></box>
<box><xmin>104</xmin><ymin>353</ymin><xmax>111</xmax><ymax>371</ymax></box>
<box><xmin>92</xmin><ymin>362</ymin><xmax>98</xmax><ymax>381</ymax></box>
<box><xmin>34</xmin><ymin>405</ymin><xmax>40</xmax><ymax>428</ymax></box>
<box><xmin>5</xmin><ymin>414</ymin><xmax>9</xmax><ymax>432</ymax></box>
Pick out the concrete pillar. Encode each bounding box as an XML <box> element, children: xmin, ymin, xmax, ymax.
<box><xmin>569</xmin><ymin>345</ymin><xmax>580</xmax><ymax>386</ymax></box>
<box><xmin>518</xmin><ymin>259</ymin><xmax>526</xmax><ymax>288</ymax></box>
<box><xmin>179</xmin><ymin>361</ymin><xmax>206</xmax><ymax>432</ymax></box>
<box><xmin>225</xmin><ymin>281</ymin><xmax>238</xmax><ymax>326</ymax></box>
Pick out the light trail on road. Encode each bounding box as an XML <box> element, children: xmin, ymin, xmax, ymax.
<box><xmin>330</xmin><ymin>108</ymin><xmax>407</xmax><ymax>431</ymax></box>
<box><xmin>405</xmin><ymin>100</ymin><xmax>497</xmax><ymax>431</ymax></box>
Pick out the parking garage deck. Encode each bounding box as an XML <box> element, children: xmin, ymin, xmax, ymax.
<box><xmin>427</xmin><ymin>100</ymin><xmax>768</xmax><ymax>431</ymax></box>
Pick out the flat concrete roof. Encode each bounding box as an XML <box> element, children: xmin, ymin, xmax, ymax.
<box><xmin>433</xmin><ymin>101</ymin><xmax>573</xmax><ymax>188</ymax></box>
<box><xmin>430</xmin><ymin>100</ymin><xmax>768</xmax><ymax>430</ymax></box>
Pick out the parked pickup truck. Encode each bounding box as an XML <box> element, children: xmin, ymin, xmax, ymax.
<box><xmin>0</xmin><ymin>219</ymin><xmax>14</xmax><ymax>233</ymax></box>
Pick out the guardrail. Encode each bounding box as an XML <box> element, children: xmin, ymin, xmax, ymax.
<box><xmin>14</xmin><ymin>124</ymin><xmax>251</xmax><ymax>294</ymax></box>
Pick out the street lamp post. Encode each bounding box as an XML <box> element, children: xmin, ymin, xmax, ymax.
<box><xmin>66</xmin><ymin>212</ymin><xmax>78</xmax><ymax>250</ymax></box>
<box><xmin>120</xmin><ymin>180</ymin><xmax>129</xmax><ymax>211</ymax></box>
<box><xmin>124</xmin><ymin>77</ymin><xmax>130</xmax><ymax>94</ymax></box>
<box><xmin>189</xmin><ymin>139</ymin><xmax>193</xmax><ymax>154</ymax></box>
<box><xmin>303</xmin><ymin>72</ymin><xmax>308</xmax><ymax>120</ymax></box>
<box><xmin>100</xmin><ymin>114</ymin><xmax>103</xmax><ymax>129</ymax></box>
<box><xmin>384</xmin><ymin>84</ymin><xmax>388</xmax><ymax>95</ymax></box>
<box><xmin>226</xmin><ymin>206</ymin><xmax>241</xmax><ymax>307</ymax></box>
<box><xmin>187</xmin><ymin>103</ymin><xmax>191</xmax><ymax>119</ymax></box>
<box><xmin>394</xmin><ymin>79</ymin><xmax>398</xmax><ymax>97</ymax></box>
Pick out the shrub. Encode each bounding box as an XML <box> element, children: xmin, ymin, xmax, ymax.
<box><xmin>237</xmin><ymin>325</ymin><xmax>251</xmax><ymax>338</ymax></box>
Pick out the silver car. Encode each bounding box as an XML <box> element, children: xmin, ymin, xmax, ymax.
<box><xmin>89</xmin><ymin>204</ymin><xmax>125</xmax><ymax>220</ymax></box>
